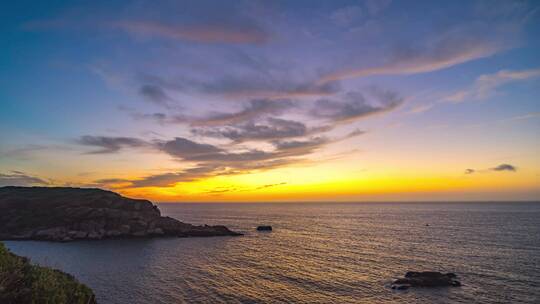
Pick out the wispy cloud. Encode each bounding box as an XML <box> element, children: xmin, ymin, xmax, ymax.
<box><xmin>255</xmin><ymin>182</ymin><xmax>287</xmax><ymax>190</ymax></box>
<box><xmin>113</xmin><ymin>20</ymin><xmax>269</xmax><ymax>44</ymax></box>
<box><xmin>191</xmin><ymin>99</ymin><xmax>294</xmax><ymax>126</ymax></box>
<box><xmin>318</xmin><ymin>25</ymin><xmax>506</xmax><ymax>83</ymax></box>
<box><xmin>24</xmin><ymin>1</ymin><xmax>271</xmax><ymax>46</ymax></box>
<box><xmin>192</xmin><ymin>118</ymin><xmax>332</xmax><ymax>143</ymax></box>
<box><xmin>501</xmin><ymin>112</ymin><xmax>540</xmax><ymax>122</ymax></box>
<box><xmin>75</xmin><ymin>136</ymin><xmax>149</xmax><ymax>154</ymax></box>
<box><xmin>444</xmin><ymin>68</ymin><xmax>540</xmax><ymax>103</ymax></box>
<box><xmin>310</xmin><ymin>88</ymin><xmax>402</xmax><ymax>123</ymax></box>
<box><xmin>491</xmin><ymin>164</ymin><xmax>517</xmax><ymax>172</ymax></box>
<box><xmin>0</xmin><ymin>171</ymin><xmax>49</xmax><ymax>186</ymax></box>
<box><xmin>129</xmin><ymin>166</ymin><xmax>221</xmax><ymax>188</ymax></box>
<box><xmin>409</xmin><ymin>68</ymin><xmax>540</xmax><ymax>114</ymax></box>
<box><xmin>465</xmin><ymin>163</ymin><xmax>517</xmax><ymax>174</ymax></box>
<box><xmin>89</xmin><ymin>129</ymin><xmax>363</xmax><ymax>189</ymax></box>
<box><xmin>129</xmin><ymin>99</ymin><xmax>295</xmax><ymax>127</ymax></box>
<box><xmin>464</xmin><ymin>168</ymin><xmax>476</xmax><ymax>175</ymax></box>
<box><xmin>0</xmin><ymin>144</ymin><xmax>47</xmax><ymax>160</ymax></box>
<box><xmin>143</xmin><ymin>74</ymin><xmax>341</xmax><ymax>100</ymax></box>
<box><xmin>139</xmin><ymin>84</ymin><xmax>173</xmax><ymax>107</ymax></box>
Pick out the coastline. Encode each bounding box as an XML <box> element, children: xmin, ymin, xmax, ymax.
<box><xmin>0</xmin><ymin>186</ymin><xmax>241</xmax><ymax>242</ymax></box>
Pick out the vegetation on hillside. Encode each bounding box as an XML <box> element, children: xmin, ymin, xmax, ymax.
<box><xmin>0</xmin><ymin>242</ymin><xmax>96</xmax><ymax>304</ymax></box>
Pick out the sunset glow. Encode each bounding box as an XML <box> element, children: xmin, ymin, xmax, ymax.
<box><xmin>1</xmin><ymin>1</ymin><xmax>539</xmax><ymax>202</ymax></box>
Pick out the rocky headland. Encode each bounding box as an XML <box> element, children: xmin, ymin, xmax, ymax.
<box><xmin>0</xmin><ymin>186</ymin><xmax>242</xmax><ymax>241</ymax></box>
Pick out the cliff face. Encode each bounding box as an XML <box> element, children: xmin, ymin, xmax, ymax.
<box><xmin>0</xmin><ymin>186</ymin><xmax>241</xmax><ymax>241</ymax></box>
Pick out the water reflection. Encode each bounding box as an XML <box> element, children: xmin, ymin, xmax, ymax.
<box><xmin>6</xmin><ymin>202</ymin><xmax>540</xmax><ymax>304</ymax></box>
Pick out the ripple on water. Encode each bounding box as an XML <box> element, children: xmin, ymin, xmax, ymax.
<box><xmin>5</xmin><ymin>202</ymin><xmax>540</xmax><ymax>304</ymax></box>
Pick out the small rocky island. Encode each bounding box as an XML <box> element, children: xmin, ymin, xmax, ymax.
<box><xmin>391</xmin><ymin>271</ymin><xmax>461</xmax><ymax>290</ymax></box>
<box><xmin>0</xmin><ymin>186</ymin><xmax>242</xmax><ymax>241</ymax></box>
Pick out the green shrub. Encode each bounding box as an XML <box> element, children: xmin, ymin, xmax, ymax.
<box><xmin>0</xmin><ymin>242</ymin><xmax>96</xmax><ymax>304</ymax></box>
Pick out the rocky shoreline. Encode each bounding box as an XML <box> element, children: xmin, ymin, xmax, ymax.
<box><xmin>0</xmin><ymin>186</ymin><xmax>242</xmax><ymax>242</ymax></box>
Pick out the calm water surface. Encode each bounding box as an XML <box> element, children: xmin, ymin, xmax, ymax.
<box><xmin>5</xmin><ymin>202</ymin><xmax>540</xmax><ymax>303</ymax></box>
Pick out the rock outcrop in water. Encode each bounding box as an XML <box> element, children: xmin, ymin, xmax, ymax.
<box><xmin>391</xmin><ymin>271</ymin><xmax>461</xmax><ymax>290</ymax></box>
<box><xmin>0</xmin><ymin>186</ymin><xmax>242</xmax><ymax>241</ymax></box>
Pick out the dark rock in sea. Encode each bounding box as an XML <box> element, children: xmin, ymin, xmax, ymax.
<box><xmin>256</xmin><ymin>225</ymin><xmax>272</xmax><ymax>231</ymax></box>
<box><xmin>391</xmin><ymin>271</ymin><xmax>461</xmax><ymax>289</ymax></box>
<box><xmin>0</xmin><ymin>186</ymin><xmax>242</xmax><ymax>241</ymax></box>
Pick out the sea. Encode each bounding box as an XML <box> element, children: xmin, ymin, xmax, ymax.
<box><xmin>5</xmin><ymin>202</ymin><xmax>540</xmax><ymax>304</ymax></box>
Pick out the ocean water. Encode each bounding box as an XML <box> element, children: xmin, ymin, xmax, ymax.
<box><xmin>5</xmin><ymin>202</ymin><xmax>540</xmax><ymax>304</ymax></box>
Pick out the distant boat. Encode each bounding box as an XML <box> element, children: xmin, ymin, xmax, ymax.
<box><xmin>256</xmin><ymin>225</ymin><xmax>272</xmax><ymax>231</ymax></box>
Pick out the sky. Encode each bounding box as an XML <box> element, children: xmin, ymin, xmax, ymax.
<box><xmin>1</xmin><ymin>0</ymin><xmax>539</xmax><ymax>202</ymax></box>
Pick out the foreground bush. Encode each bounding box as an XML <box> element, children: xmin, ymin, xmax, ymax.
<box><xmin>0</xmin><ymin>242</ymin><xmax>96</xmax><ymax>304</ymax></box>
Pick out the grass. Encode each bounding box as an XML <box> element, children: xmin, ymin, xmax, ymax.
<box><xmin>0</xmin><ymin>242</ymin><xmax>96</xmax><ymax>304</ymax></box>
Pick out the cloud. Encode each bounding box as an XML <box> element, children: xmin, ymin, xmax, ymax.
<box><xmin>129</xmin><ymin>165</ymin><xmax>220</xmax><ymax>188</ymax></box>
<box><xmin>75</xmin><ymin>136</ymin><xmax>148</xmax><ymax>154</ymax></box>
<box><xmin>464</xmin><ymin>168</ymin><xmax>475</xmax><ymax>174</ymax></box>
<box><xmin>113</xmin><ymin>20</ymin><xmax>269</xmax><ymax>44</ymax></box>
<box><xmin>86</xmin><ymin>178</ymin><xmax>133</xmax><ymax>189</ymax></box>
<box><xmin>310</xmin><ymin>89</ymin><xmax>402</xmax><ymax>123</ymax></box>
<box><xmin>22</xmin><ymin>0</ymin><xmax>271</xmax><ymax>46</ymax></box>
<box><xmin>122</xmin><ymin>161</ymin><xmax>290</xmax><ymax>189</ymax></box>
<box><xmin>191</xmin><ymin>99</ymin><xmax>294</xmax><ymax>126</ymax></box>
<box><xmin>74</xmin><ymin>132</ymin><xmax>337</xmax><ymax>167</ymax></box>
<box><xmin>129</xmin><ymin>99</ymin><xmax>296</xmax><ymax>127</ymax></box>
<box><xmin>0</xmin><ymin>171</ymin><xmax>49</xmax><ymax>186</ymax></box>
<box><xmin>409</xmin><ymin>68</ymin><xmax>540</xmax><ymax>114</ymax></box>
<box><xmin>192</xmin><ymin>118</ymin><xmax>332</xmax><ymax>142</ymax></box>
<box><xmin>139</xmin><ymin>84</ymin><xmax>173</xmax><ymax>106</ymax></box>
<box><xmin>256</xmin><ymin>182</ymin><xmax>287</xmax><ymax>190</ymax></box>
<box><xmin>142</xmin><ymin>72</ymin><xmax>341</xmax><ymax>100</ymax></box>
<box><xmin>502</xmin><ymin>112</ymin><xmax>540</xmax><ymax>122</ymax></box>
<box><xmin>407</xmin><ymin>103</ymin><xmax>436</xmax><ymax>114</ymax></box>
<box><xmin>202</xmin><ymin>186</ymin><xmax>242</xmax><ymax>195</ymax></box>
<box><xmin>112</xmin><ymin>159</ymin><xmax>295</xmax><ymax>189</ymax></box>
<box><xmin>465</xmin><ymin>163</ymin><xmax>517</xmax><ymax>174</ymax></box>
<box><xmin>159</xmin><ymin>137</ymin><xmax>223</xmax><ymax>160</ymax></box>
<box><xmin>89</xmin><ymin>165</ymin><xmax>221</xmax><ymax>188</ymax></box>
<box><xmin>200</xmin><ymin>76</ymin><xmax>341</xmax><ymax>99</ymax></box>
<box><xmin>318</xmin><ymin>25</ymin><xmax>505</xmax><ymax>83</ymax></box>
<box><xmin>93</xmin><ymin>178</ymin><xmax>129</xmax><ymax>184</ymax></box>
<box><xmin>0</xmin><ymin>144</ymin><xmax>47</xmax><ymax>160</ymax></box>
<box><xmin>272</xmin><ymin>137</ymin><xmax>329</xmax><ymax>156</ymax></box>
<box><xmin>131</xmin><ymin>112</ymin><xmax>169</xmax><ymax>124</ymax></box>
<box><xmin>90</xmin><ymin>125</ymin><xmax>364</xmax><ymax>189</ymax></box>
<box><xmin>491</xmin><ymin>164</ymin><xmax>517</xmax><ymax>172</ymax></box>
<box><xmin>131</xmin><ymin>136</ymin><xmax>331</xmax><ymax>187</ymax></box>
<box><xmin>444</xmin><ymin>68</ymin><xmax>540</xmax><ymax>103</ymax></box>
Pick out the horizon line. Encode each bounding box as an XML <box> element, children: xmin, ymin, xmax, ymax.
<box><xmin>156</xmin><ymin>200</ymin><xmax>540</xmax><ymax>204</ymax></box>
